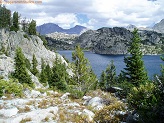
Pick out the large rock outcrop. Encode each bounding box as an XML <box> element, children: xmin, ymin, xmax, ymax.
<box><xmin>45</xmin><ymin>27</ymin><xmax>164</xmax><ymax>55</ymax></box>
<box><xmin>0</xmin><ymin>29</ymin><xmax>67</xmax><ymax>84</ymax></box>
<box><xmin>153</xmin><ymin>19</ymin><xmax>164</xmax><ymax>33</ymax></box>
<box><xmin>0</xmin><ymin>29</ymin><xmax>66</xmax><ymax>67</ymax></box>
<box><xmin>77</xmin><ymin>27</ymin><xmax>164</xmax><ymax>54</ymax></box>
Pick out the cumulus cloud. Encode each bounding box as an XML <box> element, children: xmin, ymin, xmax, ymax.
<box><xmin>6</xmin><ymin>0</ymin><xmax>164</xmax><ymax>29</ymax></box>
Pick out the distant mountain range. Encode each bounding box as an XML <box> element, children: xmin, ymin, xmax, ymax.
<box><xmin>36</xmin><ymin>23</ymin><xmax>87</xmax><ymax>35</ymax></box>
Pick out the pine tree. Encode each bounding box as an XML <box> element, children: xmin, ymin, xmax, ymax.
<box><xmin>39</xmin><ymin>58</ymin><xmax>47</xmax><ymax>85</ymax></box>
<box><xmin>99</xmin><ymin>70</ymin><xmax>106</xmax><ymax>90</ymax></box>
<box><xmin>31</xmin><ymin>54</ymin><xmax>39</xmax><ymax>76</ymax></box>
<box><xmin>0</xmin><ymin>6</ymin><xmax>11</xmax><ymax>28</ymax></box>
<box><xmin>105</xmin><ymin>60</ymin><xmax>117</xmax><ymax>88</ymax></box>
<box><xmin>71</xmin><ymin>45</ymin><xmax>98</xmax><ymax>94</ymax></box>
<box><xmin>123</xmin><ymin>28</ymin><xmax>148</xmax><ymax>86</ymax></box>
<box><xmin>49</xmin><ymin>57</ymin><xmax>68</xmax><ymax>90</ymax></box>
<box><xmin>13</xmin><ymin>47</ymin><xmax>33</xmax><ymax>88</ymax></box>
<box><xmin>159</xmin><ymin>57</ymin><xmax>164</xmax><ymax>82</ymax></box>
<box><xmin>99</xmin><ymin>61</ymin><xmax>117</xmax><ymax>90</ymax></box>
<box><xmin>28</xmin><ymin>20</ymin><xmax>36</xmax><ymax>35</ymax></box>
<box><xmin>10</xmin><ymin>11</ymin><xmax>19</xmax><ymax>31</ymax></box>
<box><xmin>45</xmin><ymin>64</ymin><xmax>52</xmax><ymax>83</ymax></box>
<box><xmin>25</xmin><ymin>58</ymin><xmax>31</xmax><ymax>70</ymax></box>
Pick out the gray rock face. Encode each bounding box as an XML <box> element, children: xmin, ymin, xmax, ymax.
<box><xmin>45</xmin><ymin>32</ymin><xmax>78</xmax><ymax>50</ymax></box>
<box><xmin>0</xmin><ymin>29</ymin><xmax>67</xmax><ymax>67</ymax></box>
<box><xmin>0</xmin><ymin>29</ymin><xmax>68</xmax><ymax>87</ymax></box>
<box><xmin>45</xmin><ymin>26</ymin><xmax>164</xmax><ymax>55</ymax></box>
<box><xmin>77</xmin><ymin>27</ymin><xmax>164</xmax><ymax>54</ymax></box>
<box><xmin>78</xmin><ymin>27</ymin><xmax>133</xmax><ymax>54</ymax></box>
<box><xmin>153</xmin><ymin>19</ymin><xmax>164</xmax><ymax>33</ymax></box>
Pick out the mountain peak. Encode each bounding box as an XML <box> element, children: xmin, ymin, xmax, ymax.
<box><xmin>153</xmin><ymin>18</ymin><xmax>164</xmax><ymax>33</ymax></box>
<box><xmin>37</xmin><ymin>23</ymin><xmax>87</xmax><ymax>35</ymax></box>
<box><xmin>126</xmin><ymin>24</ymin><xmax>137</xmax><ymax>31</ymax></box>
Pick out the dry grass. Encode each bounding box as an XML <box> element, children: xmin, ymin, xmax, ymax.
<box><xmin>42</xmin><ymin>116</ymin><xmax>49</xmax><ymax>122</ymax></box>
<box><xmin>20</xmin><ymin>117</ymin><xmax>32</xmax><ymax>123</ymax></box>
<box><xmin>26</xmin><ymin>100</ymin><xmax>35</xmax><ymax>106</ymax></box>
<box><xmin>18</xmin><ymin>106</ymin><xmax>31</xmax><ymax>113</ymax></box>
<box><xmin>38</xmin><ymin>99</ymin><xmax>49</xmax><ymax>109</ymax></box>
<box><xmin>0</xmin><ymin>105</ymin><xmax>3</xmax><ymax>109</ymax></box>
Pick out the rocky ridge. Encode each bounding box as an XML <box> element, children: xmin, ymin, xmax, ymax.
<box><xmin>153</xmin><ymin>19</ymin><xmax>164</xmax><ymax>33</ymax></box>
<box><xmin>46</xmin><ymin>27</ymin><xmax>164</xmax><ymax>54</ymax></box>
<box><xmin>45</xmin><ymin>32</ymin><xmax>78</xmax><ymax>50</ymax></box>
<box><xmin>0</xmin><ymin>29</ymin><xmax>69</xmax><ymax>86</ymax></box>
<box><xmin>37</xmin><ymin>23</ymin><xmax>87</xmax><ymax>35</ymax></box>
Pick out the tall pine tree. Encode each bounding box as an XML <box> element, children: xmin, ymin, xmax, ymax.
<box><xmin>123</xmin><ymin>28</ymin><xmax>148</xmax><ymax>86</ymax></box>
<box><xmin>105</xmin><ymin>60</ymin><xmax>117</xmax><ymax>88</ymax></box>
<box><xmin>10</xmin><ymin>11</ymin><xmax>19</xmax><ymax>31</ymax></box>
<box><xmin>31</xmin><ymin>54</ymin><xmax>39</xmax><ymax>76</ymax></box>
<box><xmin>28</xmin><ymin>20</ymin><xmax>36</xmax><ymax>35</ymax></box>
<box><xmin>71</xmin><ymin>45</ymin><xmax>98</xmax><ymax>94</ymax></box>
<box><xmin>49</xmin><ymin>57</ymin><xmax>68</xmax><ymax>90</ymax></box>
<box><xmin>13</xmin><ymin>47</ymin><xmax>33</xmax><ymax>88</ymax></box>
<box><xmin>39</xmin><ymin>58</ymin><xmax>47</xmax><ymax>85</ymax></box>
<box><xmin>0</xmin><ymin>6</ymin><xmax>11</xmax><ymax>28</ymax></box>
<box><xmin>99</xmin><ymin>61</ymin><xmax>117</xmax><ymax>90</ymax></box>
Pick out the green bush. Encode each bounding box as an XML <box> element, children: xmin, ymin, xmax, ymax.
<box><xmin>128</xmin><ymin>82</ymin><xmax>158</xmax><ymax>122</ymax></box>
<box><xmin>38</xmin><ymin>35</ymin><xmax>48</xmax><ymax>47</ymax></box>
<box><xmin>94</xmin><ymin>101</ymin><xmax>126</xmax><ymax>123</ymax></box>
<box><xmin>23</xmin><ymin>34</ymin><xmax>30</xmax><ymax>40</ymax></box>
<box><xmin>116</xmin><ymin>80</ymin><xmax>134</xmax><ymax>99</ymax></box>
<box><xmin>67</xmin><ymin>85</ymin><xmax>84</xmax><ymax>99</ymax></box>
<box><xmin>0</xmin><ymin>79</ymin><xmax>23</xmax><ymax>97</ymax></box>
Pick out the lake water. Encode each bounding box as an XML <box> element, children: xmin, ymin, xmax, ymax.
<box><xmin>58</xmin><ymin>50</ymin><xmax>164</xmax><ymax>79</ymax></box>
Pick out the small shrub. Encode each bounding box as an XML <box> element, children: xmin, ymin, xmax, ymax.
<box><xmin>44</xmin><ymin>116</ymin><xmax>49</xmax><ymax>122</ymax></box>
<box><xmin>0</xmin><ymin>79</ymin><xmax>23</xmax><ymax>97</ymax></box>
<box><xmin>94</xmin><ymin>101</ymin><xmax>126</xmax><ymax>123</ymax></box>
<box><xmin>67</xmin><ymin>86</ymin><xmax>84</xmax><ymax>99</ymax></box>
<box><xmin>38</xmin><ymin>35</ymin><xmax>48</xmax><ymax>48</ymax></box>
<box><xmin>128</xmin><ymin>82</ymin><xmax>159</xmax><ymax>122</ymax></box>
<box><xmin>18</xmin><ymin>106</ymin><xmax>31</xmax><ymax>113</ymax></box>
<box><xmin>23</xmin><ymin>34</ymin><xmax>30</xmax><ymax>40</ymax></box>
<box><xmin>20</xmin><ymin>117</ymin><xmax>32</xmax><ymax>123</ymax></box>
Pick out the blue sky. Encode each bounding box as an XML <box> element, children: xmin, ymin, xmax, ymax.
<box><xmin>4</xmin><ymin>0</ymin><xmax>164</xmax><ymax>29</ymax></box>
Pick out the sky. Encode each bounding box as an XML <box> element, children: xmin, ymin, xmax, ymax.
<box><xmin>4</xmin><ymin>0</ymin><xmax>164</xmax><ymax>29</ymax></box>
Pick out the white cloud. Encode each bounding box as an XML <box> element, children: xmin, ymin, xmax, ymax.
<box><xmin>53</xmin><ymin>13</ymin><xmax>78</xmax><ymax>29</ymax></box>
<box><xmin>6</xmin><ymin>0</ymin><xmax>164</xmax><ymax>29</ymax></box>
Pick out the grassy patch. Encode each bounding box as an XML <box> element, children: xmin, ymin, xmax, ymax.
<box><xmin>20</xmin><ymin>117</ymin><xmax>32</xmax><ymax>123</ymax></box>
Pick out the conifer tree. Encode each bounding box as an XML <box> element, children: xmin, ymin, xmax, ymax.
<box><xmin>105</xmin><ymin>60</ymin><xmax>117</xmax><ymax>88</ymax></box>
<box><xmin>45</xmin><ymin>64</ymin><xmax>52</xmax><ymax>83</ymax></box>
<box><xmin>28</xmin><ymin>20</ymin><xmax>36</xmax><ymax>35</ymax></box>
<box><xmin>99</xmin><ymin>61</ymin><xmax>117</xmax><ymax>90</ymax></box>
<box><xmin>0</xmin><ymin>6</ymin><xmax>11</xmax><ymax>28</ymax></box>
<box><xmin>71</xmin><ymin>45</ymin><xmax>98</xmax><ymax>94</ymax></box>
<box><xmin>39</xmin><ymin>58</ymin><xmax>47</xmax><ymax>85</ymax></box>
<box><xmin>13</xmin><ymin>47</ymin><xmax>33</xmax><ymax>88</ymax></box>
<box><xmin>99</xmin><ymin>70</ymin><xmax>106</xmax><ymax>90</ymax></box>
<box><xmin>25</xmin><ymin>58</ymin><xmax>31</xmax><ymax>70</ymax></box>
<box><xmin>123</xmin><ymin>28</ymin><xmax>148</xmax><ymax>86</ymax></box>
<box><xmin>31</xmin><ymin>54</ymin><xmax>39</xmax><ymax>76</ymax></box>
<box><xmin>10</xmin><ymin>11</ymin><xmax>19</xmax><ymax>31</ymax></box>
<box><xmin>49</xmin><ymin>57</ymin><xmax>68</xmax><ymax>90</ymax></box>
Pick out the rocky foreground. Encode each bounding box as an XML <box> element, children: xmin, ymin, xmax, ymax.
<box><xmin>0</xmin><ymin>89</ymin><xmax>128</xmax><ymax>123</ymax></box>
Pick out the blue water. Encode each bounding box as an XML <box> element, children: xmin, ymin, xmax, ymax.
<box><xmin>58</xmin><ymin>50</ymin><xmax>164</xmax><ymax>79</ymax></box>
